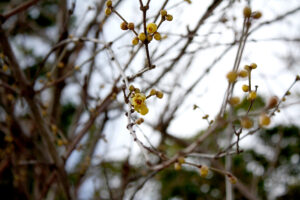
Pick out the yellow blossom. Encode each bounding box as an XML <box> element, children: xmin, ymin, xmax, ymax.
<box><xmin>199</xmin><ymin>165</ymin><xmax>209</xmax><ymax>177</ymax></box>
<box><xmin>146</xmin><ymin>23</ymin><xmax>157</xmax><ymax>34</ymax></box>
<box><xmin>131</xmin><ymin>93</ymin><xmax>149</xmax><ymax>115</ymax></box>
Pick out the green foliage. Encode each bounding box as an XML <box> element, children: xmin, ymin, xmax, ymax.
<box><xmin>59</xmin><ymin>103</ymin><xmax>76</xmax><ymax>134</ymax></box>
<box><xmin>235</xmin><ymin>95</ymin><xmax>265</xmax><ymax>112</ymax></box>
<box><xmin>158</xmin><ymin>168</ymin><xmax>224</xmax><ymax>200</ymax></box>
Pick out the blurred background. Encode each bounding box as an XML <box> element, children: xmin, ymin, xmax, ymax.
<box><xmin>0</xmin><ymin>0</ymin><xmax>300</xmax><ymax>199</ymax></box>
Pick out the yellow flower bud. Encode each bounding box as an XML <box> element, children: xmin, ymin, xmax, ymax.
<box><xmin>174</xmin><ymin>162</ymin><xmax>181</xmax><ymax>171</ymax></box>
<box><xmin>154</xmin><ymin>32</ymin><xmax>161</xmax><ymax>40</ymax></box>
<box><xmin>243</xmin><ymin>6</ymin><xmax>252</xmax><ymax>18</ymax></box>
<box><xmin>120</xmin><ymin>22</ymin><xmax>128</xmax><ymax>30</ymax></box>
<box><xmin>139</xmin><ymin>105</ymin><xmax>149</xmax><ymax>115</ymax></box>
<box><xmin>135</xmin><ymin>118</ymin><xmax>144</xmax><ymax>125</ymax></box>
<box><xmin>156</xmin><ymin>91</ymin><xmax>164</xmax><ymax>99</ymax></box>
<box><xmin>127</xmin><ymin>22</ymin><xmax>134</xmax><ymax>30</ymax></box>
<box><xmin>226</xmin><ymin>71</ymin><xmax>238</xmax><ymax>83</ymax></box>
<box><xmin>229</xmin><ymin>96</ymin><xmax>240</xmax><ymax>106</ymax></box>
<box><xmin>267</xmin><ymin>96</ymin><xmax>278</xmax><ymax>109</ymax></box>
<box><xmin>250</xmin><ymin>63</ymin><xmax>257</xmax><ymax>69</ymax></box>
<box><xmin>160</xmin><ymin>10</ymin><xmax>167</xmax><ymax>17</ymax></box>
<box><xmin>238</xmin><ymin>70</ymin><xmax>248</xmax><ymax>78</ymax></box>
<box><xmin>150</xmin><ymin>89</ymin><xmax>156</xmax><ymax>96</ymax></box>
<box><xmin>252</xmin><ymin>11</ymin><xmax>262</xmax><ymax>19</ymax></box>
<box><xmin>106</xmin><ymin>0</ymin><xmax>112</xmax><ymax>7</ymax></box>
<box><xmin>146</xmin><ymin>23</ymin><xmax>157</xmax><ymax>34</ymax></box>
<box><xmin>242</xmin><ymin>84</ymin><xmax>249</xmax><ymax>92</ymax></box>
<box><xmin>147</xmin><ymin>34</ymin><xmax>153</xmax><ymax>42</ymax></box>
<box><xmin>138</xmin><ymin>32</ymin><xmax>146</xmax><ymax>42</ymax></box>
<box><xmin>248</xmin><ymin>91</ymin><xmax>256</xmax><ymax>100</ymax></box>
<box><xmin>199</xmin><ymin>165</ymin><xmax>209</xmax><ymax>177</ymax></box>
<box><xmin>202</xmin><ymin>114</ymin><xmax>209</xmax><ymax>119</ymax></box>
<box><xmin>178</xmin><ymin>156</ymin><xmax>185</xmax><ymax>164</ymax></box>
<box><xmin>241</xmin><ymin>117</ymin><xmax>253</xmax><ymax>129</ymax></box>
<box><xmin>132</xmin><ymin>37</ymin><xmax>139</xmax><ymax>45</ymax></box>
<box><xmin>166</xmin><ymin>14</ymin><xmax>173</xmax><ymax>21</ymax></box>
<box><xmin>105</xmin><ymin>8</ymin><xmax>112</xmax><ymax>16</ymax></box>
<box><xmin>244</xmin><ymin>65</ymin><xmax>250</xmax><ymax>71</ymax></box>
<box><xmin>129</xmin><ymin>85</ymin><xmax>135</xmax><ymax>91</ymax></box>
<box><xmin>259</xmin><ymin>113</ymin><xmax>271</xmax><ymax>126</ymax></box>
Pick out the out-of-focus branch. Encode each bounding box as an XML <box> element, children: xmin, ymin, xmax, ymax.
<box><xmin>0</xmin><ymin>25</ymin><xmax>71</xmax><ymax>200</ymax></box>
<box><xmin>1</xmin><ymin>0</ymin><xmax>41</xmax><ymax>23</ymax></box>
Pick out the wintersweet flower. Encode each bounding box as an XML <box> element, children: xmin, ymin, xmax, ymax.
<box><xmin>131</xmin><ymin>93</ymin><xmax>149</xmax><ymax>115</ymax></box>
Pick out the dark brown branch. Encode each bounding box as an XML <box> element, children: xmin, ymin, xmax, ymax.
<box><xmin>1</xmin><ymin>0</ymin><xmax>41</xmax><ymax>23</ymax></box>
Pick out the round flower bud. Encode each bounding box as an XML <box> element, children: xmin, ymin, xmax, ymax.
<box><xmin>243</xmin><ymin>6</ymin><xmax>252</xmax><ymax>18</ymax></box>
<box><xmin>238</xmin><ymin>70</ymin><xmax>248</xmax><ymax>78</ymax></box>
<box><xmin>166</xmin><ymin>14</ymin><xmax>173</xmax><ymax>21</ymax></box>
<box><xmin>174</xmin><ymin>162</ymin><xmax>181</xmax><ymax>170</ymax></box>
<box><xmin>160</xmin><ymin>10</ymin><xmax>167</xmax><ymax>17</ymax></box>
<box><xmin>129</xmin><ymin>85</ymin><xmax>135</xmax><ymax>91</ymax></box>
<box><xmin>248</xmin><ymin>91</ymin><xmax>257</xmax><ymax>100</ymax></box>
<box><xmin>120</xmin><ymin>22</ymin><xmax>128</xmax><ymax>30</ymax></box>
<box><xmin>178</xmin><ymin>157</ymin><xmax>185</xmax><ymax>164</ymax></box>
<box><xmin>226</xmin><ymin>71</ymin><xmax>238</xmax><ymax>83</ymax></box>
<box><xmin>105</xmin><ymin>8</ymin><xmax>112</xmax><ymax>16</ymax></box>
<box><xmin>127</xmin><ymin>22</ymin><xmax>134</xmax><ymax>30</ymax></box>
<box><xmin>199</xmin><ymin>165</ymin><xmax>209</xmax><ymax>177</ymax></box>
<box><xmin>154</xmin><ymin>32</ymin><xmax>161</xmax><ymax>40</ymax></box>
<box><xmin>140</xmin><ymin>105</ymin><xmax>149</xmax><ymax>115</ymax></box>
<box><xmin>156</xmin><ymin>91</ymin><xmax>164</xmax><ymax>99</ymax></box>
<box><xmin>135</xmin><ymin>118</ymin><xmax>144</xmax><ymax>125</ymax></box>
<box><xmin>242</xmin><ymin>84</ymin><xmax>249</xmax><ymax>92</ymax></box>
<box><xmin>267</xmin><ymin>96</ymin><xmax>278</xmax><ymax>109</ymax></box>
<box><xmin>147</xmin><ymin>34</ymin><xmax>153</xmax><ymax>42</ymax></box>
<box><xmin>134</xmin><ymin>88</ymin><xmax>140</xmax><ymax>93</ymax></box>
<box><xmin>202</xmin><ymin>114</ymin><xmax>209</xmax><ymax>119</ymax></box>
<box><xmin>138</xmin><ymin>32</ymin><xmax>146</xmax><ymax>42</ymax></box>
<box><xmin>146</xmin><ymin>23</ymin><xmax>157</xmax><ymax>34</ymax></box>
<box><xmin>250</xmin><ymin>63</ymin><xmax>257</xmax><ymax>69</ymax></box>
<box><xmin>244</xmin><ymin>65</ymin><xmax>250</xmax><ymax>71</ymax></box>
<box><xmin>106</xmin><ymin>0</ymin><xmax>112</xmax><ymax>7</ymax></box>
<box><xmin>259</xmin><ymin>113</ymin><xmax>271</xmax><ymax>126</ymax></box>
<box><xmin>241</xmin><ymin>117</ymin><xmax>253</xmax><ymax>129</ymax></box>
<box><xmin>150</xmin><ymin>89</ymin><xmax>157</xmax><ymax>96</ymax></box>
<box><xmin>132</xmin><ymin>37</ymin><xmax>139</xmax><ymax>45</ymax></box>
<box><xmin>252</xmin><ymin>11</ymin><xmax>262</xmax><ymax>19</ymax></box>
<box><xmin>229</xmin><ymin>96</ymin><xmax>240</xmax><ymax>106</ymax></box>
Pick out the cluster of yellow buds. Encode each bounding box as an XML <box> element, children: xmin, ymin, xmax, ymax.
<box><xmin>174</xmin><ymin>156</ymin><xmax>185</xmax><ymax>170</ymax></box>
<box><xmin>243</xmin><ymin>6</ymin><xmax>262</xmax><ymax>19</ymax></box>
<box><xmin>160</xmin><ymin>10</ymin><xmax>173</xmax><ymax>22</ymax></box>
<box><xmin>133</xmin><ymin>23</ymin><xmax>162</xmax><ymax>45</ymax></box>
<box><xmin>129</xmin><ymin>86</ymin><xmax>164</xmax><ymax>115</ymax></box>
<box><xmin>105</xmin><ymin>0</ymin><xmax>113</xmax><ymax>16</ymax></box>
<box><xmin>149</xmin><ymin>88</ymin><xmax>164</xmax><ymax>99</ymax></box>
<box><xmin>132</xmin><ymin>10</ymin><xmax>173</xmax><ymax>45</ymax></box>
<box><xmin>243</xmin><ymin>63</ymin><xmax>258</xmax><ymax>101</ymax></box>
<box><xmin>120</xmin><ymin>22</ymin><xmax>135</xmax><ymax>31</ymax></box>
<box><xmin>130</xmin><ymin>85</ymin><xmax>149</xmax><ymax>115</ymax></box>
